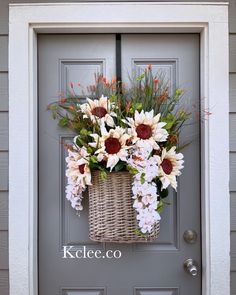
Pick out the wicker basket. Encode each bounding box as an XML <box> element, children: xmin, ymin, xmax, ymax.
<box><xmin>88</xmin><ymin>170</ymin><xmax>160</xmax><ymax>243</ymax></box>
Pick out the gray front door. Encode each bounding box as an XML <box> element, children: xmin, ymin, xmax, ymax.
<box><xmin>38</xmin><ymin>34</ymin><xmax>200</xmax><ymax>295</ymax></box>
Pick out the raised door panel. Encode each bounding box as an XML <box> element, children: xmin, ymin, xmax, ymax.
<box><xmin>60</xmin><ymin>60</ymin><xmax>105</xmax><ymax>100</ymax></box>
<box><xmin>135</xmin><ymin>288</ymin><xmax>178</xmax><ymax>295</ymax></box>
<box><xmin>62</xmin><ymin>288</ymin><xmax>105</xmax><ymax>295</ymax></box>
<box><xmin>133</xmin><ymin>59</ymin><xmax>177</xmax><ymax>96</ymax></box>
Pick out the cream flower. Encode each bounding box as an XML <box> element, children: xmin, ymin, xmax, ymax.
<box><xmin>89</xmin><ymin>125</ymin><xmax>130</xmax><ymax>171</ymax></box>
<box><xmin>158</xmin><ymin>147</ymin><xmax>184</xmax><ymax>190</ymax></box>
<box><xmin>136</xmin><ymin>207</ymin><xmax>161</xmax><ymax>234</ymax></box>
<box><xmin>124</xmin><ymin>110</ymin><xmax>168</xmax><ymax>150</ymax></box>
<box><xmin>65</xmin><ymin>147</ymin><xmax>92</xmax><ymax>189</ymax></box>
<box><xmin>65</xmin><ymin>183</ymin><xmax>84</xmax><ymax>211</ymax></box>
<box><xmin>80</xmin><ymin>95</ymin><xmax>116</xmax><ymax>127</ymax></box>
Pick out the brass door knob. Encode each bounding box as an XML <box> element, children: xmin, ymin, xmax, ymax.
<box><xmin>183</xmin><ymin>258</ymin><xmax>199</xmax><ymax>276</ymax></box>
<box><xmin>183</xmin><ymin>229</ymin><xmax>197</xmax><ymax>244</ymax></box>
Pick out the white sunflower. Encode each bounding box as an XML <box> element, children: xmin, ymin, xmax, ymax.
<box><xmin>89</xmin><ymin>125</ymin><xmax>130</xmax><ymax>171</ymax></box>
<box><xmin>157</xmin><ymin>147</ymin><xmax>184</xmax><ymax>190</ymax></box>
<box><xmin>123</xmin><ymin>110</ymin><xmax>168</xmax><ymax>150</ymax></box>
<box><xmin>80</xmin><ymin>95</ymin><xmax>116</xmax><ymax>127</ymax></box>
<box><xmin>65</xmin><ymin>147</ymin><xmax>92</xmax><ymax>189</ymax></box>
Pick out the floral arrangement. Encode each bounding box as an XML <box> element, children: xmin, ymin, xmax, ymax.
<box><xmin>48</xmin><ymin>66</ymin><xmax>189</xmax><ymax>235</ymax></box>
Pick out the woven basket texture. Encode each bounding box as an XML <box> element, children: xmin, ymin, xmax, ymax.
<box><xmin>88</xmin><ymin>170</ymin><xmax>160</xmax><ymax>243</ymax></box>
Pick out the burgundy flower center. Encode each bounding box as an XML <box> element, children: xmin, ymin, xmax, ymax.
<box><xmin>91</xmin><ymin>106</ymin><xmax>107</xmax><ymax>118</ymax></box>
<box><xmin>79</xmin><ymin>164</ymin><xmax>85</xmax><ymax>174</ymax></box>
<box><xmin>105</xmin><ymin>137</ymin><xmax>121</xmax><ymax>154</ymax></box>
<box><xmin>136</xmin><ymin>124</ymin><xmax>152</xmax><ymax>139</ymax></box>
<box><xmin>161</xmin><ymin>159</ymin><xmax>173</xmax><ymax>175</ymax></box>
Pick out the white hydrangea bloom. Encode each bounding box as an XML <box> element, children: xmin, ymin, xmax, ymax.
<box><xmin>132</xmin><ymin>180</ymin><xmax>157</xmax><ymax>199</ymax></box>
<box><xmin>65</xmin><ymin>147</ymin><xmax>91</xmax><ymax>211</ymax></box>
<box><xmin>136</xmin><ymin>207</ymin><xmax>161</xmax><ymax>234</ymax></box>
<box><xmin>129</xmin><ymin>149</ymin><xmax>161</xmax><ymax>233</ymax></box>
<box><xmin>128</xmin><ymin>152</ymin><xmax>159</xmax><ymax>183</ymax></box>
<box><xmin>65</xmin><ymin>183</ymin><xmax>84</xmax><ymax>211</ymax></box>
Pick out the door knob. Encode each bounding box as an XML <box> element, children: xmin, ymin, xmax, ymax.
<box><xmin>183</xmin><ymin>229</ymin><xmax>197</xmax><ymax>244</ymax></box>
<box><xmin>183</xmin><ymin>258</ymin><xmax>199</xmax><ymax>276</ymax></box>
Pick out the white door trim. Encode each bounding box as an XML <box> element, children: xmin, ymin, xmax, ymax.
<box><xmin>9</xmin><ymin>2</ymin><xmax>229</xmax><ymax>295</ymax></box>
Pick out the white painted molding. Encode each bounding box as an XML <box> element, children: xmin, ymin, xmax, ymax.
<box><xmin>9</xmin><ymin>2</ymin><xmax>229</xmax><ymax>295</ymax></box>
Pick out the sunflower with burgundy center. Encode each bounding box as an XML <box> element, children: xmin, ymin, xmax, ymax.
<box><xmin>123</xmin><ymin>110</ymin><xmax>169</xmax><ymax>150</ymax></box>
<box><xmin>157</xmin><ymin>147</ymin><xmax>184</xmax><ymax>190</ymax></box>
<box><xmin>65</xmin><ymin>147</ymin><xmax>92</xmax><ymax>189</ymax></box>
<box><xmin>80</xmin><ymin>95</ymin><xmax>116</xmax><ymax>127</ymax></box>
<box><xmin>89</xmin><ymin>125</ymin><xmax>131</xmax><ymax>171</ymax></box>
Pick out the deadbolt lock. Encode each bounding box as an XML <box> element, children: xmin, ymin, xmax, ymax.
<box><xmin>183</xmin><ymin>229</ymin><xmax>197</xmax><ymax>244</ymax></box>
<box><xmin>183</xmin><ymin>258</ymin><xmax>199</xmax><ymax>277</ymax></box>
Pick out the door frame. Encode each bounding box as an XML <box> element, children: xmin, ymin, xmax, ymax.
<box><xmin>9</xmin><ymin>2</ymin><xmax>229</xmax><ymax>295</ymax></box>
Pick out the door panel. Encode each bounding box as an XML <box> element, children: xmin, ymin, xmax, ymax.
<box><xmin>38</xmin><ymin>34</ymin><xmax>200</xmax><ymax>295</ymax></box>
<box><xmin>60</xmin><ymin>60</ymin><xmax>105</xmax><ymax>99</ymax></box>
<box><xmin>122</xmin><ymin>34</ymin><xmax>200</xmax><ymax>254</ymax></box>
<box><xmin>62</xmin><ymin>289</ymin><xmax>105</xmax><ymax>295</ymax></box>
<box><xmin>135</xmin><ymin>288</ymin><xmax>178</xmax><ymax>295</ymax></box>
<box><xmin>38</xmin><ymin>34</ymin><xmax>116</xmax><ymax>295</ymax></box>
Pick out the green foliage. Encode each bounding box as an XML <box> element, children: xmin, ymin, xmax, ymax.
<box><xmin>58</xmin><ymin>117</ymin><xmax>69</xmax><ymax>127</ymax></box>
<box><xmin>127</xmin><ymin>165</ymin><xmax>139</xmax><ymax>175</ymax></box>
<box><xmin>161</xmin><ymin>114</ymin><xmax>176</xmax><ymax>130</ymax></box>
<box><xmin>100</xmin><ymin>170</ymin><xmax>108</xmax><ymax>180</ymax></box>
<box><xmin>157</xmin><ymin>199</ymin><xmax>164</xmax><ymax>213</ymax></box>
<box><xmin>80</xmin><ymin>128</ymin><xmax>88</xmax><ymax>136</ymax></box>
<box><xmin>74</xmin><ymin>136</ymin><xmax>88</xmax><ymax>148</ymax></box>
<box><xmin>156</xmin><ymin>179</ymin><xmax>169</xmax><ymax>199</ymax></box>
<box><xmin>90</xmin><ymin>155</ymin><xmax>98</xmax><ymax>163</ymax></box>
<box><xmin>140</xmin><ymin>173</ymin><xmax>145</xmax><ymax>185</ymax></box>
<box><xmin>114</xmin><ymin>161</ymin><xmax>126</xmax><ymax>172</ymax></box>
<box><xmin>134</xmin><ymin>229</ymin><xmax>149</xmax><ymax>238</ymax></box>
